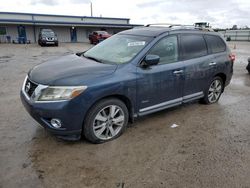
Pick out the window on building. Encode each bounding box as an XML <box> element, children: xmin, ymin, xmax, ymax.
<box><xmin>181</xmin><ymin>34</ymin><xmax>207</xmax><ymax>60</ymax></box>
<box><xmin>148</xmin><ymin>35</ymin><xmax>178</xmax><ymax>64</ymax></box>
<box><xmin>0</xmin><ymin>27</ymin><xmax>7</xmax><ymax>35</ymax></box>
<box><xmin>205</xmin><ymin>35</ymin><xmax>226</xmax><ymax>54</ymax></box>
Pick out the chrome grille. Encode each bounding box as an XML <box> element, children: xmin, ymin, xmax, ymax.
<box><xmin>46</xmin><ymin>37</ymin><xmax>54</xmax><ymax>41</ymax></box>
<box><xmin>24</xmin><ymin>78</ymin><xmax>38</xmax><ymax>97</ymax></box>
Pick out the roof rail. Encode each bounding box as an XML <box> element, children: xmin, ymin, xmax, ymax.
<box><xmin>145</xmin><ymin>23</ymin><xmax>214</xmax><ymax>31</ymax></box>
<box><xmin>145</xmin><ymin>23</ymin><xmax>182</xmax><ymax>27</ymax></box>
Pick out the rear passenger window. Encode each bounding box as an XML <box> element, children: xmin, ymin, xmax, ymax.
<box><xmin>149</xmin><ymin>35</ymin><xmax>178</xmax><ymax>64</ymax></box>
<box><xmin>181</xmin><ymin>34</ymin><xmax>207</xmax><ymax>60</ymax></box>
<box><xmin>205</xmin><ymin>35</ymin><xmax>226</xmax><ymax>53</ymax></box>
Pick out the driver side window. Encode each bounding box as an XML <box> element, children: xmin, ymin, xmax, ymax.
<box><xmin>149</xmin><ymin>35</ymin><xmax>178</xmax><ymax>64</ymax></box>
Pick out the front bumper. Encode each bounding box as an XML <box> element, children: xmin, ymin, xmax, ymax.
<box><xmin>41</xmin><ymin>40</ymin><xmax>58</xmax><ymax>45</ymax></box>
<box><xmin>20</xmin><ymin>90</ymin><xmax>83</xmax><ymax>140</ymax></box>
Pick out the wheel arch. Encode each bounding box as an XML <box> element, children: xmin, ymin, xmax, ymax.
<box><xmin>84</xmin><ymin>94</ymin><xmax>134</xmax><ymax>126</ymax></box>
<box><xmin>214</xmin><ymin>73</ymin><xmax>226</xmax><ymax>92</ymax></box>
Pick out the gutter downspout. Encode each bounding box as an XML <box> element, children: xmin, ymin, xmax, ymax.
<box><xmin>32</xmin><ymin>14</ymin><xmax>36</xmax><ymax>43</ymax></box>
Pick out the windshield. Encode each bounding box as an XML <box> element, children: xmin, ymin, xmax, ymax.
<box><xmin>84</xmin><ymin>34</ymin><xmax>152</xmax><ymax>64</ymax></box>
<box><xmin>42</xmin><ymin>31</ymin><xmax>55</xmax><ymax>37</ymax></box>
<box><xmin>97</xmin><ymin>31</ymin><xmax>108</xmax><ymax>35</ymax></box>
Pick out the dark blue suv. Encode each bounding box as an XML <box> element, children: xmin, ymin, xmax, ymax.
<box><xmin>20</xmin><ymin>25</ymin><xmax>234</xmax><ymax>143</ymax></box>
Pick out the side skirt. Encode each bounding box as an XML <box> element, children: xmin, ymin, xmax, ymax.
<box><xmin>137</xmin><ymin>92</ymin><xmax>204</xmax><ymax>117</ymax></box>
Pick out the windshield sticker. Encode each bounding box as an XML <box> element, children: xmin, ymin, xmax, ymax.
<box><xmin>128</xmin><ymin>41</ymin><xmax>146</xmax><ymax>47</ymax></box>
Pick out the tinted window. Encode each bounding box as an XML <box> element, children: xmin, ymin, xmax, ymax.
<box><xmin>149</xmin><ymin>36</ymin><xmax>178</xmax><ymax>64</ymax></box>
<box><xmin>205</xmin><ymin>35</ymin><xmax>226</xmax><ymax>53</ymax></box>
<box><xmin>97</xmin><ymin>31</ymin><xmax>108</xmax><ymax>35</ymax></box>
<box><xmin>181</xmin><ymin>34</ymin><xmax>207</xmax><ymax>60</ymax></box>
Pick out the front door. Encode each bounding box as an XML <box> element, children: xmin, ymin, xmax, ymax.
<box><xmin>17</xmin><ymin>25</ymin><xmax>26</xmax><ymax>43</ymax></box>
<box><xmin>70</xmin><ymin>27</ymin><xmax>77</xmax><ymax>42</ymax></box>
<box><xmin>136</xmin><ymin>35</ymin><xmax>184</xmax><ymax>115</ymax></box>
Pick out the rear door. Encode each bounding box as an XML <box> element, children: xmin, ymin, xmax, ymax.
<box><xmin>204</xmin><ymin>34</ymin><xmax>228</xmax><ymax>75</ymax></box>
<box><xmin>180</xmin><ymin>34</ymin><xmax>215</xmax><ymax>101</ymax></box>
<box><xmin>136</xmin><ymin>35</ymin><xmax>184</xmax><ymax>115</ymax></box>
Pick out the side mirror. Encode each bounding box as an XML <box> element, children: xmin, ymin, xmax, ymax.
<box><xmin>142</xmin><ymin>54</ymin><xmax>160</xmax><ymax>67</ymax></box>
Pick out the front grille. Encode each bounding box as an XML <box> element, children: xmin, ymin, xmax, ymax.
<box><xmin>24</xmin><ymin>78</ymin><xmax>38</xmax><ymax>97</ymax></box>
<box><xmin>46</xmin><ymin>37</ymin><xmax>54</xmax><ymax>41</ymax></box>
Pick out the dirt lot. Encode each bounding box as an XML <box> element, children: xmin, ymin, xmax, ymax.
<box><xmin>0</xmin><ymin>42</ymin><xmax>250</xmax><ymax>188</ymax></box>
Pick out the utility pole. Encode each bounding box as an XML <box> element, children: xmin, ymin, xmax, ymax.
<box><xmin>90</xmin><ymin>2</ymin><xmax>93</xmax><ymax>17</ymax></box>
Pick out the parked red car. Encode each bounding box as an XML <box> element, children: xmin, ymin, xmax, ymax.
<box><xmin>89</xmin><ymin>31</ymin><xmax>111</xmax><ymax>44</ymax></box>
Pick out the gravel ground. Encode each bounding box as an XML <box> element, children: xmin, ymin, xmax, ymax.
<box><xmin>0</xmin><ymin>42</ymin><xmax>250</xmax><ymax>188</ymax></box>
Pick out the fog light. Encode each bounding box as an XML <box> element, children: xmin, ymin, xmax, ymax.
<box><xmin>50</xmin><ymin>118</ymin><xmax>62</xmax><ymax>128</ymax></box>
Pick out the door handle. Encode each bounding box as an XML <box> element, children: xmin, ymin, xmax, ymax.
<box><xmin>173</xmin><ymin>70</ymin><xmax>184</xmax><ymax>74</ymax></box>
<box><xmin>209</xmin><ymin>62</ymin><xmax>217</xmax><ymax>66</ymax></box>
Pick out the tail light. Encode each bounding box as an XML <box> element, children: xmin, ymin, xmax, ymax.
<box><xmin>229</xmin><ymin>53</ymin><xmax>235</xmax><ymax>62</ymax></box>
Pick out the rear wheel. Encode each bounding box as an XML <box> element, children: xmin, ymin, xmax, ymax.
<box><xmin>202</xmin><ymin>76</ymin><xmax>224</xmax><ymax>104</ymax></box>
<box><xmin>83</xmin><ymin>98</ymin><xmax>129</xmax><ymax>144</ymax></box>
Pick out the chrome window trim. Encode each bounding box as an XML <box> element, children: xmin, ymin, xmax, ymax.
<box><xmin>183</xmin><ymin>92</ymin><xmax>204</xmax><ymax>100</ymax></box>
<box><xmin>139</xmin><ymin>97</ymin><xmax>182</xmax><ymax>112</ymax></box>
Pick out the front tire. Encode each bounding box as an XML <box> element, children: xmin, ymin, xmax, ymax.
<box><xmin>202</xmin><ymin>76</ymin><xmax>224</xmax><ymax>104</ymax></box>
<box><xmin>83</xmin><ymin>98</ymin><xmax>129</xmax><ymax>144</ymax></box>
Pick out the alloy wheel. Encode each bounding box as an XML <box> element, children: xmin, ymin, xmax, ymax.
<box><xmin>93</xmin><ymin>105</ymin><xmax>125</xmax><ymax>140</ymax></box>
<box><xmin>208</xmin><ymin>79</ymin><xmax>223</xmax><ymax>103</ymax></box>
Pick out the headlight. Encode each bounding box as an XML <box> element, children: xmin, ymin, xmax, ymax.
<box><xmin>37</xmin><ymin>86</ymin><xmax>87</xmax><ymax>101</ymax></box>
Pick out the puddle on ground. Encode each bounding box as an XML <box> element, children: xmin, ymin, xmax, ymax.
<box><xmin>231</xmin><ymin>76</ymin><xmax>250</xmax><ymax>87</ymax></box>
<box><xmin>0</xmin><ymin>55</ymin><xmax>12</xmax><ymax>59</ymax></box>
<box><xmin>0</xmin><ymin>59</ymin><xmax>9</xmax><ymax>63</ymax></box>
<box><xmin>0</xmin><ymin>55</ymin><xmax>14</xmax><ymax>63</ymax></box>
<box><xmin>219</xmin><ymin>94</ymin><xmax>244</xmax><ymax>105</ymax></box>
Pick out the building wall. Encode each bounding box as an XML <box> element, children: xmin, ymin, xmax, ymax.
<box><xmin>33</xmin><ymin>15</ymin><xmax>129</xmax><ymax>25</ymax></box>
<box><xmin>0</xmin><ymin>24</ymin><xmax>34</xmax><ymax>42</ymax></box>
<box><xmin>0</xmin><ymin>24</ymin><xmax>131</xmax><ymax>43</ymax></box>
<box><xmin>26</xmin><ymin>25</ymin><xmax>35</xmax><ymax>42</ymax></box>
<box><xmin>0</xmin><ymin>12</ymin><xmax>130</xmax><ymax>25</ymax></box>
<box><xmin>219</xmin><ymin>30</ymin><xmax>250</xmax><ymax>41</ymax></box>
<box><xmin>0</xmin><ymin>13</ymin><xmax>138</xmax><ymax>43</ymax></box>
<box><xmin>5</xmin><ymin>25</ymin><xmax>17</xmax><ymax>41</ymax></box>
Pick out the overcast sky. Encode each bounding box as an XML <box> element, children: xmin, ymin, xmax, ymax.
<box><xmin>1</xmin><ymin>0</ymin><xmax>249</xmax><ymax>28</ymax></box>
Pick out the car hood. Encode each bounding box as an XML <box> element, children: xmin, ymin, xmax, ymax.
<box><xmin>28</xmin><ymin>54</ymin><xmax>117</xmax><ymax>86</ymax></box>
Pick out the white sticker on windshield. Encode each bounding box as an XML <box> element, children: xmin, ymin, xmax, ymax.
<box><xmin>128</xmin><ymin>41</ymin><xmax>146</xmax><ymax>47</ymax></box>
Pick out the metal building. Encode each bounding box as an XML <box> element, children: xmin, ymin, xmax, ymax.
<box><xmin>219</xmin><ymin>30</ymin><xmax>250</xmax><ymax>41</ymax></box>
<box><xmin>0</xmin><ymin>12</ymin><xmax>140</xmax><ymax>43</ymax></box>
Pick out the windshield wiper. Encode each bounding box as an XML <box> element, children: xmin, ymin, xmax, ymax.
<box><xmin>83</xmin><ymin>54</ymin><xmax>102</xmax><ymax>63</ymax></box>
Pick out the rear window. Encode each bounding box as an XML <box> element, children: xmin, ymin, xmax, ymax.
<box><xmin>205</xmin><ymin>35</ymin><xmax>226</xmax><ymax>53</ymax></box>
<box><xmin>180</xmin><ymin>34</ymin><xmax>207</xmax><ymax>60</ymax></box>
<box><xmin>97</xmin><ymin>31</ymin><xmax>108</xmax><ymax>35</ymax></box>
